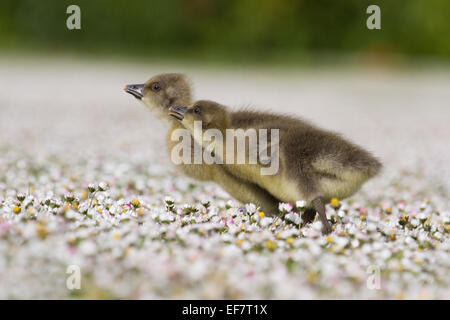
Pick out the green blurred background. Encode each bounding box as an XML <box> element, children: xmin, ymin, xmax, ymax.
<box><xmin>0</xmin><ymin>0</ymin><xmax>449</xmax><ymax>64</ymax></box>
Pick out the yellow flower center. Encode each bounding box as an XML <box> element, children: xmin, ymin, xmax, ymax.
<box><xmin>330</xmin><ymin>198</ymin><xmax>340</xmax><ymax>208</ymax></box>
<box><xmin>36</xmin><ymin>223</ymin><xmax>48</xmax><ymax>239</ymax></box>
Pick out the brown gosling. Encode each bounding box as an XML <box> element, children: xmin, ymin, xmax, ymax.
<box><xmin>169</xmin><ymin>100</ymin><xmax>382</xmax><ymax>234</ymax></box>
<box><xmin>124</xmin><ymin>74</ymin><xmax>279</xmax><ymax>212</ymax></box>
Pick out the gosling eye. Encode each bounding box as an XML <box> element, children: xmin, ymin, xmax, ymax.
<box><xmin>150</xmin><ymin>82</ymin><xmax>161</xmax><ymax>92</ymax></box>
<box><xmin>193</xmin><ymin>107</ymin><xmax>201</xmax><ymax>114</ymax></box>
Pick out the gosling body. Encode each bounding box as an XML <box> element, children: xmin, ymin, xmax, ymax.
<box><xmin>171</xmin><ymin>100</ymin><xmax>382</xmax><ymax>233</ymax></box>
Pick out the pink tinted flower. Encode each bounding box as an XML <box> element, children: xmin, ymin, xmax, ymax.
<box><xmin>0</xmin><ymin>223</ymin><xmax>11</xmax><ymax>234</ymax></box>
<box><xmin>67</xmin><ymin>245</ymin><xmax>77</xmax><ymax>255</ymax></box>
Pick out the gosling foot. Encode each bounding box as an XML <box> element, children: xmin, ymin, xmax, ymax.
<box><xmin>321</xmin><ymin>221</ymin><xmax>332</xmax><ymax>235</ymax></box>
<box><xmin>301</xmin><ymin>208</ymin><xmax>316</xmax><ymax>226</ymax></box>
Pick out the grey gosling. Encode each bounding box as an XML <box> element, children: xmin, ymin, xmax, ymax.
<box><xmin>169</xmin><ymin>100</ymin><xmax>382</xmax><ymax>234</ymax></box>
<box><xmin>124</xmin><ymin>74</ymin><xmax>279</xmax><ymax>212</ymax></box>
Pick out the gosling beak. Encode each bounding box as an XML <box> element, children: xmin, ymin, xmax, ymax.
<box><xmin>124</xmin><ymin>84</ymin><xmax>144</xmax><ymax>100</ymax></box>
<box><xmin>169</xmin><ymin>106</ymin><xmax>187</xmax><ymax>121</ymax></box>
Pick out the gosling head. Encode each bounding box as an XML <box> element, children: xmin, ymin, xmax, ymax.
<box><xmin>124</xmin><ymin>73</ymin><xmax>192</xmax><ymax>122</ymax></box>
<box><xmin>168</xmin><ymin>100</ymin><xmax>230</xmax><ymax>133</ymax></box>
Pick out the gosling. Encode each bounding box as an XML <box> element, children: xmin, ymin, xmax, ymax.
<box><xmin>124</xmin><ymin>74</ymin><xmax>279</xmax><ymax>212</ymax></box>
<box><xmin>169</xmin><ymin>100</ymin><xmax>382</xmax><ymax>234</ymax></box>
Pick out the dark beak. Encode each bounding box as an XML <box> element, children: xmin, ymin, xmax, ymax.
<box><xmin>169</xmin><ymin>106</ymin><xmax>187</xmax><ymax>121</ymax></box>
<box><xmin>124</xmin><ymin>84</ymin><xmax>144</xmax><ymax>100</ymax></box>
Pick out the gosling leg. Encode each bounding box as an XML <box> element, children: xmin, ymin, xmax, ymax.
<box><xmin>312</xmin><ymin>196</ymin><xmax>332</xmax><ymax>234</ymax></box>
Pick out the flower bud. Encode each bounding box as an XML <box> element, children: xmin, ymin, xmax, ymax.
<box><xmin>98</xmin><ymin>182</ymin><xmax>109</xmax><ymax>192</ymax></box>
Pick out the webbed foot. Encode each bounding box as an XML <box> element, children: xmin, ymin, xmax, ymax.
<box><xmin>301</xmin><ymin>208</ymin><xmax>316</xmax><ymax>226</ymax></box>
